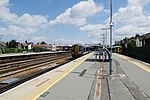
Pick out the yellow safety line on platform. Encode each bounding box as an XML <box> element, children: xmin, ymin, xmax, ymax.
<box><xmin>20</xmin><ymin>52</ymin><xmax>94</xmax><ymax>100</ymax></box>
<box><xmin>114</xmin><ymin>53</ymin><xmax>150</xmax><ymax>73</ymax></box>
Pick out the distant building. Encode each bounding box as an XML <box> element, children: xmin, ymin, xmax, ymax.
<box><xmin>135</xmin><ymin>33</ymin><xmax>150</xmax><ymax>47</ymax></box>
<box><xmin>143</xmin><ymin>33</ymin><xmax>150</xmax><ymax>47</ymax></box>
<box><xmin>0</xmin><ymin>42</ymin><xmax>6</xmax><ymax>54</ymax></box>
<box><xmin>116</xmin><ymin>33</ymin><xmax>150</xmax><ymax>48</ymax></box>
<box><xmin>33</xmin><ymin>44</ymin><xmax>52</xmax><ymax>51</ymax></box>
<box><xmin>21</xmin><ymin>43</ymin><xmax>28</xmax><ymax>49</ymax></box>
<box><xmin>52</xmin><ymin>44</ymin><xmax>56</xmax><ymax>51</ymax></box>
<box><xmin>115</xmin><ymin>41</ymin><xmax>121</xmax><ymax>46</ymax></box>
<box><xmin>136</xmin><ymin>36</ymin><xmax>143</xmax><ymax>47</ymax></box>
<box><xmin>16</xmin><ymin>42</ymin><xmax>22</xmax><ymax>49</ymax></box>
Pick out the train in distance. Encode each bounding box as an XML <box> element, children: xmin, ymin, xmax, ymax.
<box><xmin>71</xmin><ymin>44</ymin><xmax>91</xmax><ymax>58</ymax></box>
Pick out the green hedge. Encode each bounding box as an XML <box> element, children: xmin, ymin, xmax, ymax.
<box><xmin>2</xmin><ymin>47</ymin><xmax>49</xmax><ymax>54</ymax></box>
<box><xmin>2</xmin><ymin>48</ymin><xmax>28</xmax><ymax>53</ymax></box>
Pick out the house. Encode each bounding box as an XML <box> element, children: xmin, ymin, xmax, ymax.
<box><xmin>20</xmin><ymin>42</ymin><xmax>34</xmax><ymax>49</ymax></box>
<box><xmin>0</xmin><ymin>42</ymin><xmax>6</xmax><ymax>54</ymax></box>
<box><xmin>16</xmin><ymin>42</ymin><xmax>22</xmax><ymax>49</ymax></box>
<box><xmin>0</xmin><ymin>42</ymin><xmax>6</xmax><ymax>48</ymax></box>
<box><xmin>120</xmin><ymin>39</ymin><xmax>127</xmax><ymax>48</ymax></box>
<box><xmin>56</xmin><ymin>45</ymin><xmax>72</xmax><ymax>51</ymax></box>
<box><xmin>21</xmin><ymin>43</ymin><xmax>28</xmax><ymax>49</ymax></box>
<box><xmin>143</xmin><ymin>33</ymin><xmax>150</xmax><ymax>47</ymax></box>
<box><xmin>135</xmin><ymin>33</ymin><xmax>150</xmax><ymax>47</ymax></box>
<box><xmin>51</xmin><ymin>44</ymin><xmax>56</xmax><ymax>51</ymax></box>
<box><xmin>136</xmin><ymin>36</ymin><xmax>143</xmax><ymax>47</ymax></box>
<box><xmin>115</xmin><ymin>41</ymin><xmax>121</xmax><ymax>46</ymax></box>
<box><xmin>33</xmin><ymin>44</ymin><xmax>52</xmax><ymax>51</ymax></box>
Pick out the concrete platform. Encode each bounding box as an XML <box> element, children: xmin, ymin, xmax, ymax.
<box><xmin>0</xmin><ymin>52</ymin><xmax>98</xmax><ymax>100</ymax></box>
<box><xmin>0</xmin><ymin>51</ymin><xmax>65</xmax><ymax>58</ymax></box>
<box><xmin>38</xmin><ymin>53</ymin><xmax>100</xmax><ymax>100</ymax></box>
<box><xmin>0</xmin><ymin>52</ymin><xmax>150</xmax><ymax>100</ymax></box>
<box><xmin>101</xmin><ymin>53</ymin><xmax>150</xmax><ymax>100</ymax></box>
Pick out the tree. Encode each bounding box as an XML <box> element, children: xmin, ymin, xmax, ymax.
<box><xmin>25</xmin><ymin>40</ymin><xmax>28</xmax><ymax>43</ymax></box>
<box><xmin>127</xmin><ymin>40</ymin><xmax>136</xmax><ymax>47</ymax></box>
<box><xmin>41</xmin><ymin>41</ymin><xmax>47</xmax><ymax>45</ymax></box>
<box><xmin>6</xmin><ymin>39</ymin><xmax>18</xmax><ymax>48</ymax></box>
<box><xmin>135</xmin><ymin>34</ymin><xmax>140</xmax><ymax>38</ymax></box>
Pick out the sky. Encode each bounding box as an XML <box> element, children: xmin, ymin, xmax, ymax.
<box><xmin>0</xmin><ymin>0</ymin><xmax>150</xmax><ymax>45</ymax></box>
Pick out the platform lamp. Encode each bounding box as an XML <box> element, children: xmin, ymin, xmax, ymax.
<box><xmin>101</xmin><ymin>28</ymin><xmax>110</xmax><ymax>47</ymax></box>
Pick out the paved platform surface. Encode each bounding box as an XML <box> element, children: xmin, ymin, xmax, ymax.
<box><xmin>0</xmin><ymin>51</ymin><xmax>63</xmax><ymax>57</ymax></box>
<box><xmin>38</xmin><ymin>54</ymin><xmax>99</xmax><ymax>100</ymax></box>
<box><xmin>101</xmin><ymin>53</ymin><xmax>150</xmax><ymax>100</ymax></box>
<box><xmin>0</xmin><ymin>52</ymin><xmax>98</xmax><ymax>100</ymax></box>
<box><xmin>0</xmin><ymin>52</ymin><xmax>150</xmax><ymax>100</ymax></box>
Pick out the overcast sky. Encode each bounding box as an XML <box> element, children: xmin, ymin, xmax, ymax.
<box><xmin>0</xmin><ymin>0</ymin><xmax>150</xmax><ymax>45</ymax></box>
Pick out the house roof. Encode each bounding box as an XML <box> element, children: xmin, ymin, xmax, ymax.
<box><xmin>33</xmin><ymin>44</ymin><xmax>52</xmax><ymax>48</ymax></box>
<box><xmin>136</xmin><ymin>36</ymin><xmax>143</xmax><ymax>41</ymax></box>
<box><xmin>0</xmin><ymin>42</ymin><xmax>6</xmax><ymax>48</ymax></box>
<box><xmin>21</xmin><ymin>43</ymin><xmax>28</xmax><ymax>47</ymax></box>
<box><xmin>143</xmin><ymin>33</ymin><xmax>150</xmax><ymax>39</ymax></box>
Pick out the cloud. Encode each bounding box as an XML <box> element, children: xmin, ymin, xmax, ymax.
<box><xmin>80</xmin><ymin>24</ymin><xmax>107</xmax><ymax>37</ymax></box>
<box><xmin>0</xmin><ymin>0</ymin><xmax>17</xmax><ymax>22</ymax></box>
<box><xmin>54</xmin><ymin>39</ymin><xmax>84</xmax><ymax>45</ymax></box>
<box><xmin>0</xmin><ymin>0</ymin><xmax>49</xmax><ymax>36</ymax></box>
<box><xmin>31</xmin><ymin>36</ymin><xmax>48</xmax><ymax>43</ymax></box>
<box><xmin>16</xmin><ymin>13</ymin><xmax>48</xmax><ymax>28</ymax></box>
<box><xmin>128</xmin><ymin>0</ymin><xmax>150</xmax><ymax>6</ymax></box>
<box><xmin>113</xmin><ymin>0</ymin><xmax>150</xmax><ymax>40</ymax></box>
<box><xmin>0</xmin><ymin>0</ymin><xmax>104</xmax><ymax>40</ymax></box>
<box><xmin>54</xmin><ymin>39</ymin><xmax>76</xmax><ymax>45</ymax></box>
<box><xmin>0</xmin><ymin>25</ymin><xmax>36</xmax><ymax>36</ymax></box>
<box><xmin>49</xmin><ymin>0</ymin><xmax>104</xmax><ymax>26</ymax></box>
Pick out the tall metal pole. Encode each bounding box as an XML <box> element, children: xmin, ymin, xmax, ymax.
<box><xmin>109</xmin><ymin>0</ymin><xmax>113</xmax><ymax>75</ymax></box>
<box><xmin>105</xmin><ymin>29</ymin><xmax>109</xmax><ymax>47</ymax></box>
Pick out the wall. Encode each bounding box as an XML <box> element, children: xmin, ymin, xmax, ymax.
<box><xmin>122</xmin><ymin>47</ymin><xmax>150</xmax><ymax>63</ymax></box>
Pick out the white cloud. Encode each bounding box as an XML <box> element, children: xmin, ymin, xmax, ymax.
<box><xmin>54</xmin><ymin>39</ymin><xmax>85</xmax><ymax>45</ymax></box>
<box><xmin>0</xmin><ymin>0</ymin><xmax>49</xmax><ymax>36</ymax></box>
<box><xmin>113</xmin><ymin>0</ymin><xmax>150</xmax><ymax>39</ymax></box>
<box><xmin>49</xmin><ymin>0</ymin><xmax>104</xmax><ymax>26</ymax></box>
<box><xmin>80</xmin><ymin>24</ymin><xmax>107</xmax><ymax>37</ymax></box>
<box><xmin>0</xmin><ymin>0</ymin><xmax>104</xmax><ymax>40</ymax></box>
<box><xmin>31</xmin><ymin>36</ymin><xmax>48</xmax><ymax>43</ymax></box>
<box><xmin>54</xmin><ymin>39</ymin><xmax>76</xmax><ymax>45</ymax></box>
<box><xmin>0</xmin><ymin>0</ymin><xmax>17</xmax><ymax>22</ymax></box>
<box><xmin>128</xmin><ymin>0</ymin><xmax>150</xmax><ymax>6</ymax></box>
<box><xmin>91</xmin><ymin>40</ymin><xmax>100</xmax><ymax>44</ymax></box>
<box><xmin>16</xmin><ymin>13</ymin><xmax>48</xmax><ymax>28</ymax></box>
<box><xmin>0</xmin><ymin>25</ymin><xmax>36</xmax><ymax>36</ymax></box>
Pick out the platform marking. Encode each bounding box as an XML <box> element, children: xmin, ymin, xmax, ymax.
<box><xmin>114</xmin><ymin>53</ymin><xmax>150</xmax><ymax>73</ymax></box>
<box><xmin>94</xmin><ymin>62</ymin><xmax>102</xmax><ymax>100</ymax></box>
<box><xmin>79</xmin><ymin>69</ymin><xmax>87</xmax><ymax>77</ymax></box>
<box><xmin>20</xmin><ymin>52</ymin><xmax>94</xmax><ymax>100</ymax></box>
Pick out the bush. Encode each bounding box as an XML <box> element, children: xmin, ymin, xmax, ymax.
<box><xmin>2</xmin><ymin>48</ymin><xmax>28</xmax><ymax>53</ymax></box>
<box><xmin>2</xmin><ymin>47</ymin><xmax>49</xmax><ymax>54</ymax></box>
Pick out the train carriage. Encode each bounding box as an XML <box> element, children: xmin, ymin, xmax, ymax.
<box><xmin>113</xmin><ymin>46</ymin><xmax>122</xmax><ymax>53</ymax></box>
<box><xmin>71</xmin><ymin>44</ymin><xmax>83</xmax><ymax>58</ymax></box>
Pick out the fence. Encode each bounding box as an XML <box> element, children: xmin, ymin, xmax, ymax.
<box><xmin>122</xmin><ymin>47</ymin><xmax>150</xmax><ymax>63</ymax></box>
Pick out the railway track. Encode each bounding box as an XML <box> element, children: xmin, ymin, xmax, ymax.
<box><xmin>0</xmin><ymin>52</ymin><xmax>72</xmax><ymax>93</ymax></box>
<box><xmin>0</xmin><ymin>54</ymin><xmax>70</xmax><ymax>76</ymax></box>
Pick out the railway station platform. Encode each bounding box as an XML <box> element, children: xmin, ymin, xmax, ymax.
<box><xmin>0</xmin><ymin>51</ymin><xmax>65</xmax><ymax>58</ymax></box>
<box><xmin>0</xmin><ymin>52</ymin><xmax>150</xmax><ymax>100</ymax></box>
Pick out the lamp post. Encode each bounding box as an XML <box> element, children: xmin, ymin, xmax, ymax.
<box><xmin>109</xmin><ymin>0</ymin><xmax>114</xmax><ymax>75</ymax></box>
<box><xmin>101</xmin><ymin>28</ymin><xmax>110</xmax><ymax>47</ymax></box>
